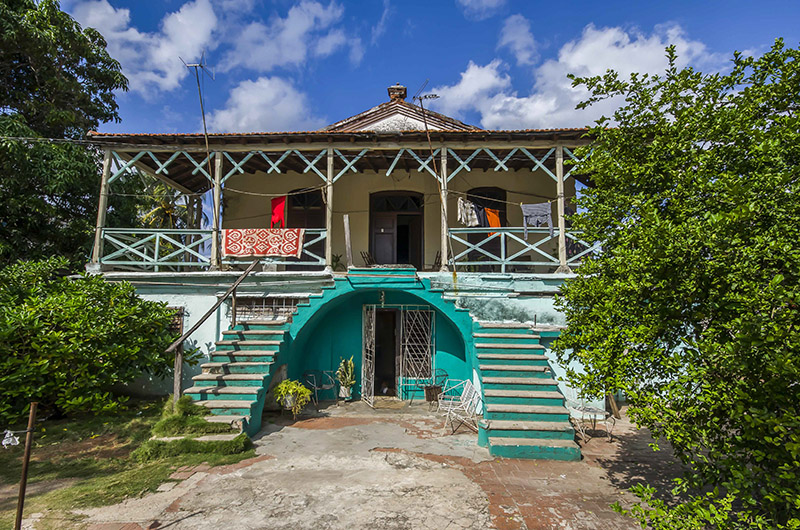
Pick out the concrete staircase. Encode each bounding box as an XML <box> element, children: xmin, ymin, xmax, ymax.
<box><xmin>184</xmin><ymin>319</ymin><xmax>289</xmax><ymax>436</ymax></box>
<box><xmin>475</xmin><ymin>321</ymin><xmax>580</xmax><ymax>461</ymax></box>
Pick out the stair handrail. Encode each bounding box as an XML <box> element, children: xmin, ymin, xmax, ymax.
<box><xmin>166</xmin><ymin>258</ymin><xmax>261</xmax><ymax>402</ymax></box>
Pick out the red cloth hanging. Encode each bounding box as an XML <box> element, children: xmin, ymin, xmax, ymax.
<box><xmin>271</xmin><ymin>196</ymin><xmax>286</xmax><ymax>228</ymax></box>
<box><xmin>485</xmin><ymin>208</ymin><xmax>501</xmax><ymax>236</ymax></box>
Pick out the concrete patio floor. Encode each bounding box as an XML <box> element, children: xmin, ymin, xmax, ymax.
<box><xmin>31</xmin><ymin>401</ymin><xmax>683</xmax><ymax>529</ymax></box>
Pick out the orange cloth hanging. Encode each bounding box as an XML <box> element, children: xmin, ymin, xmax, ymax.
<box><xmin>485</xmin><ymin>208</ymin><xmax>501</xmax><ymax>236</ymax></box>
<box><xmin>271</xmin><ymin>196</ymin><xmax>286</xmax><ymax>228</ymax></box>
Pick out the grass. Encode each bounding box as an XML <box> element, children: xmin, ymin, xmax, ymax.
<box><xmin>0</xmin><ymin>398</ymin><xmax>256</xmax><ymax>529</ymax></box>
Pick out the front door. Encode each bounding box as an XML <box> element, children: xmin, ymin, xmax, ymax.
<box><xmin>369</xmin><ymin>192</ymin><xmax>424</xmax><ymax>269</ymax></box>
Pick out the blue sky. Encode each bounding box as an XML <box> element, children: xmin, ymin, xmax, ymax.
<box><xmin>62</xmin><ymin>0</ymin><xmax>800</xmax><ymax>134</ymax></box>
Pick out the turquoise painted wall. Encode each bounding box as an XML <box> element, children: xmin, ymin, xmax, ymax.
<box><xmin>285</xmin><ymin>288</ymin><xmax>469</xmax><ymax>400</ymax></box>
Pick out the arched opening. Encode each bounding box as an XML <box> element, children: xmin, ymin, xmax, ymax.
<box><xmin>289</xmin><ymin>288</ymin><xmax>469</xmax><ymax>402</ymax></box>
<box><xmin>369</xmin><ymin>191</ymin><xmax>424</xmax><ymax>269</ymax></box>
<box><xmin>467</xmin><ymin>186</ymin><xmax>506</xmax><ymax>270</ymax></box>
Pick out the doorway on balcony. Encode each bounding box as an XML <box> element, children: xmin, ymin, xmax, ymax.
<box><xmin>369</xmin><ymin>192</ymin><xmax>424</xmax><ymax>270</ymax></box>
<box><xmin>287</xmin><ymin>188</ymin><xmax>324</xmax><ymax>270</ymax></box>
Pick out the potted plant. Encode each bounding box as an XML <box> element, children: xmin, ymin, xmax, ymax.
<box><xmin>336</xmin><ymin>356</ymin><xmax>356</xmax><ymax>400</ymax></box>
<box><xmin>274</xmin><ymin>379</ymin><xmax>312</xmax><ymax>419</ymax></box>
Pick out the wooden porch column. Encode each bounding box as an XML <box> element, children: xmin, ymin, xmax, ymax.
<box><xmin>210</xmin><ymin>152</ymin><xmax>222</xmax><ymax>269</ymax></box>
<box><xmin>90</xmin><ymin>150</ymin><xmax>113</xmax><ymax>266</ymax></box>
<box><xmin>555</xmin><ymin>143</ymin><xmax>571</xmax><ymax>273</ymax></box>
<box><xmin>439</xmin><ymin>147</ymin><xmax>449</xmax><ymax>272</ymax></box>
<box><xmin>325</xmin><ymin>147</ymin><xmax>334</xmax><ymax>271</ymax></box>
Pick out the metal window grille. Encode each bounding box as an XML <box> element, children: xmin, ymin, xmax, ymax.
<box><xmin>234</xmin><ymin>296</ymin><xmax>307</xmax><ymax>322</ymax></box>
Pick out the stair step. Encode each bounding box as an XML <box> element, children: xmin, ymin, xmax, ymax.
<box><xmin>212</xmin><ymin>350</ymin><xmax>277</xmax><ymax>356</ymax></box>
<box><xmin>483</xmin><ymin>390</ymin><xmax>563</xmax><ymax>399</ymax></box>
<box><xmin>223</xmin><ymin>329</ymin><xmax>285</xmax><ymax>336</ymax></box>
<box><xmin>192</xmin><ymin>373</ymin><xmax>268</xmax><ymax>387</ymax></box>
<box><xmin>473</xmin><ymin>333</ymin><xmax>540</xmax><ymax>339</ymax></box>
<box><xmin>185</xmin><ymin>386</ymin><xmax>260</xmax><ymax>395</ymax></box>
<box><xmin>197</xmin><ymin>400</ymin><xmax>256</xmax><ymax>409</ymax></box>
<box><xmin>238</xmin><ymin>319</ymin><xmax>287</xmax><ymax>325</ymax></box>
<box><xmin>486</xmin><ymin>404</ymin><xmax>568</xmax><ymax>415</ymax></box>
<box><xmin>216</xmin><ymin>340</ymin><xmax>282</xmax><ymax>346</ymax></box>
<box><xmin>489</xmin><ymin>437</ymin><xmax>577</xmax><ymax>448</ymax></box>
<box><xmin>479</xmin><ymin>364</ymin><xmax>548</xmax><ymax>372</ymax></box>
<box><xmin>201</xmin><ymin>362</ymin><xmax>272</xmax><ymax>375</ymax></box>
<box><xmin>482</xmin><ymin>377</ymin><xmax>558</xmax><ymax>386</ymax></box>
<box><xmin>477</xmin><ymin>321</ymin><xmax>531</xmax><ymax>329</ymax></box>
<box><xmin>476</xmin><ymin>343</ymin><xmax>544</xmax><ymax>350</ymax></box>
<box><xmin>482</xmin><ymin>419</ymin><xmax>573</xmax><ymax>432</ymax></box>
<box><xmin>203</xmin><ymin>415</ymin><xmax>246</xmax><ymax>425</ymax></box>
<box><xmin>478</xmin><ymin>353</ymin><xmax>548</xmax><ymax>361</ymax></box>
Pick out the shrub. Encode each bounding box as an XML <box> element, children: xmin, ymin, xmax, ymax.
<box><xmin>152</xmin><ymin>396</ymin><xmax>234</xmax><ymax>436</ymax></box>
<box><xmin>132</xmin><ymin>433</ymin><xmax>253</xmax><ymax>462</ymax></box>
<box><xmin>0</xmin><ymin>257</ymin><xmax>185</xmax><ymax>424</ymax></box>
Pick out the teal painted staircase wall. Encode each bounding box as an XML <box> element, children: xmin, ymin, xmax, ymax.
<box><xmin>184</xmin><ymin>320</ymin><xmax>289</xmax><ymax>436</ymax></box>
<box><xmin>181</xmin><ymin>267</ymin><xmax>582</xmax><ymax>461</ymax></box>
<box><xmin>475</xmin><ymin>321</ymin><xmax>581</xmax><ymax>461</ymax></box>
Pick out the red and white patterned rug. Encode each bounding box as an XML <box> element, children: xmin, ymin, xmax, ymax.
<box><xmin>222</xmin><ymin>228</ymin><xmax>305</xmax><ymax>258</ymax></box>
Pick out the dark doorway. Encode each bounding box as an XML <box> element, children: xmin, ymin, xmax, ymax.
<box><xmin>370</xmin><ymin>192</ymin><xmax>424</xmax><ymax>269</ymax></box>
<box><xmin>287</xmin><ymin>188</ymin><xmax>324</xmax><ymax>269</ymax></box>
<box><xmin>467</xmin><ymin>187</ymin><xmax>506</xmax><ymax>271</ymax></box>
<box><xmin>374</xmin><ymin>309</ymin><xmax>399</xmax><ymax>396</ymax></box>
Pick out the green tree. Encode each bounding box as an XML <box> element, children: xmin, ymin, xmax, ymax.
<box><xmin>0</xmin><ymin>257</ymin><xmax>182</xmax><ymax>424</ymax></box>
<box><xmin>0</xmin><ymin>0</ymin><xmax>137</xmax><ymax>267</ymax></box>
<box><xmin>556</xmin><ymin>40</ymin><xmax>800</xmax><ymax>528</ymax></box>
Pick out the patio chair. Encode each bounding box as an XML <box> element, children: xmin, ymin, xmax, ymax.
<box><xmin>410</xmin><ymin>368</ymin><xmax>448</xmax><ymax>408</ymax></box>
<box><xmin>437</xmin><ymin>379</ymin><xmax>481</xmax><ymax>434</ymax></box>
<box><xmin>563</xmin><ymin>387</ymin><xmax>615</xmax><ymax>442</ymax></box>
<box><xmin>302</xmin><ymin>370</ymin><xmax>338</xmax><ymax>411</ymax></box>
<box><xmin>360</xmin><ymin>251</ymin><xmax>376</xmax><ymax>267</ymax></box>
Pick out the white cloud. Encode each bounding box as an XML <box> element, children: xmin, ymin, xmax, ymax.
<box><xmin>433</xmin><ymin>24</ymin><xmax>722</xmax><ymax>129</ymax></box>
<box><xmin>221</xmin><ymin>1</ymin><xmax>362</xmax><ymax>72</ymax></box>
<box><xmin>70</xmin><ymin>0</ymin><xmax>217</xmax><ymax>95</ymax></box>
<box><xmin>371</xmin><ymin>0</ymin><xmax>392</xmax><ymax>45</ymax></box>
<box><xmin>432</xmin><ymin>60</ymin><xmax>511</xmax><ymax>118</ymax></box>
<box><xmin>206</xmin><ymin>76</ymin><xmax>325</xmax><ymax>132</ymax></box>
<box><xmin>498</xmin><ymin>14</ymin><xmax>537</xmax><ymax>66</ymax></box>
<box><xmin>456</xmin><ymin>0</ymin><xmax>506</xmax><ymax>20</ymax></box>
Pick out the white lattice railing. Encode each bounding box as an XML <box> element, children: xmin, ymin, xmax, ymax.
<box><xmin>448</xmin><ymin>227</ymin><xmax>599</xmax><ymax>272</ymax></box>
<box><xmin>101</xmin><ymin>228</ymin><xmax>213</xmax><ymax>270</ymax></box>
<box><xmin>100</xmin><ymin>228</ymin><xmax>327</xmax><ymax>270</ymax></box>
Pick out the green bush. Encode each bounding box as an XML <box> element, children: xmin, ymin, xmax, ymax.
<box><xmin>132</xmin><ymin>433</ymin><xmax>253</xmax><ymax>462</ymax></box>
<box><xmin>0</xmin><ymin>257</ymin><xmax>185</xmax><ymax>424</ymax></box>
<box><xmin>152</xmin><ymin>396</ymin><xmax>234</xmax><ymax>436</ymax></box>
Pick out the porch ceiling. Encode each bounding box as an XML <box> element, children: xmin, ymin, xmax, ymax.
<box><xmin>89</xmin><ymin>129</ymin><xmax>592</xmax><ymax>193</ymax></box>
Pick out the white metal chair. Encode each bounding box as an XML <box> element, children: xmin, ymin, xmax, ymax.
<box><xmin>303</xmin><ymin>370</ymin><xmax>338</xmax><ymax>411</ymax></box>
<box><xmin>563</xmin><ymin>387</ymin><xmax>615</xmax><ymax>442</ymax></box>
<box><xmin>437</xmin><ymin>379</ymin><xmax>481</xmax><ymax>434</ymax></box>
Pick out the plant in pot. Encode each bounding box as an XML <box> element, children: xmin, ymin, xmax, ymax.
<box><xmin>336</xmin><ymin>356</ymin><xmax>356</xmax><ymax>400</ymax></box>
<box><xmin>274</xmin><ymin>379</ymin><xmax>312</xmax><ymax>419</ymax></box>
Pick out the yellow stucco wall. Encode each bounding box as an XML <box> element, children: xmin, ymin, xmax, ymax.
<box><xmin>222</xmin><ymin>166</ymin><xmax>576</xmax><ymax>269</ymax></box>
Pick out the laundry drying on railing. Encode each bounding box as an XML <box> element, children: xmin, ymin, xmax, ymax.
<box><xmin>520</xmin><ymin>202</ymin><xmax>553</xmax><ymax>239</ymax></box>
<box><xmin>457</xmin><ymin>196</ymin><xmax>480</xmax><ymax>227</ymax></box>
<box><xmin>222</xmin><ymin>228</ymin><xmax>305</xmax><ymax>258</ymax></box>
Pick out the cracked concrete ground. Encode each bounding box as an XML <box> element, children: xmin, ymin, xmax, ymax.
<box><xmin>25</xmin><ymin>402</ymin><xmax>683</xmax><ymax>529</ymax></box>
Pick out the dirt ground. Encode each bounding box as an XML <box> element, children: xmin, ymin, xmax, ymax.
<box><xmin>23</xmin><ymin>402</ymin><xmax>683</xmax><ymax>530</ymax></box>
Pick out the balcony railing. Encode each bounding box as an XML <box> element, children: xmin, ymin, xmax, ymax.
<box><xmin>448</xmin><ymin>227</ymin><xmax>599</xmax><ymax>273</ymax></box>
<box><xmin>100</xmin><ymin>228</ymin><xmax>327</xmax><ymax>271</ymax></box>
<box><xmin>101</xmin><ymin>228</ymin><xmax>213</xmax><ymax>270</ymax></box>
<box><xmin>221</xmin><ymin>228</ymin><xmax>327</xmax><ymax>268</ymax></box>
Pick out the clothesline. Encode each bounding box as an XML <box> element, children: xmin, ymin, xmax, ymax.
<box><xmin>447</xmin><ymin>189</ymin><xmax>557</xmax><ymax>207</ymax></box>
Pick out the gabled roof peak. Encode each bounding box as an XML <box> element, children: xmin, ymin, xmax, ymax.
<box><xmin>323</xmin><ymin>83</ymin><xmax>480</xmax><ymax>133</ymax></box>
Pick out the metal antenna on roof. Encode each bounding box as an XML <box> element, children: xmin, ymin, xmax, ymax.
<box><xmin>181</xmin><ymin>51</ymin><xmax>217</xmax><ymax>272</ymax></box>
<box><xmin>413</xmin><ymin>83</ymin><xmax>455</xmax><ymax>277</ymax></box>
